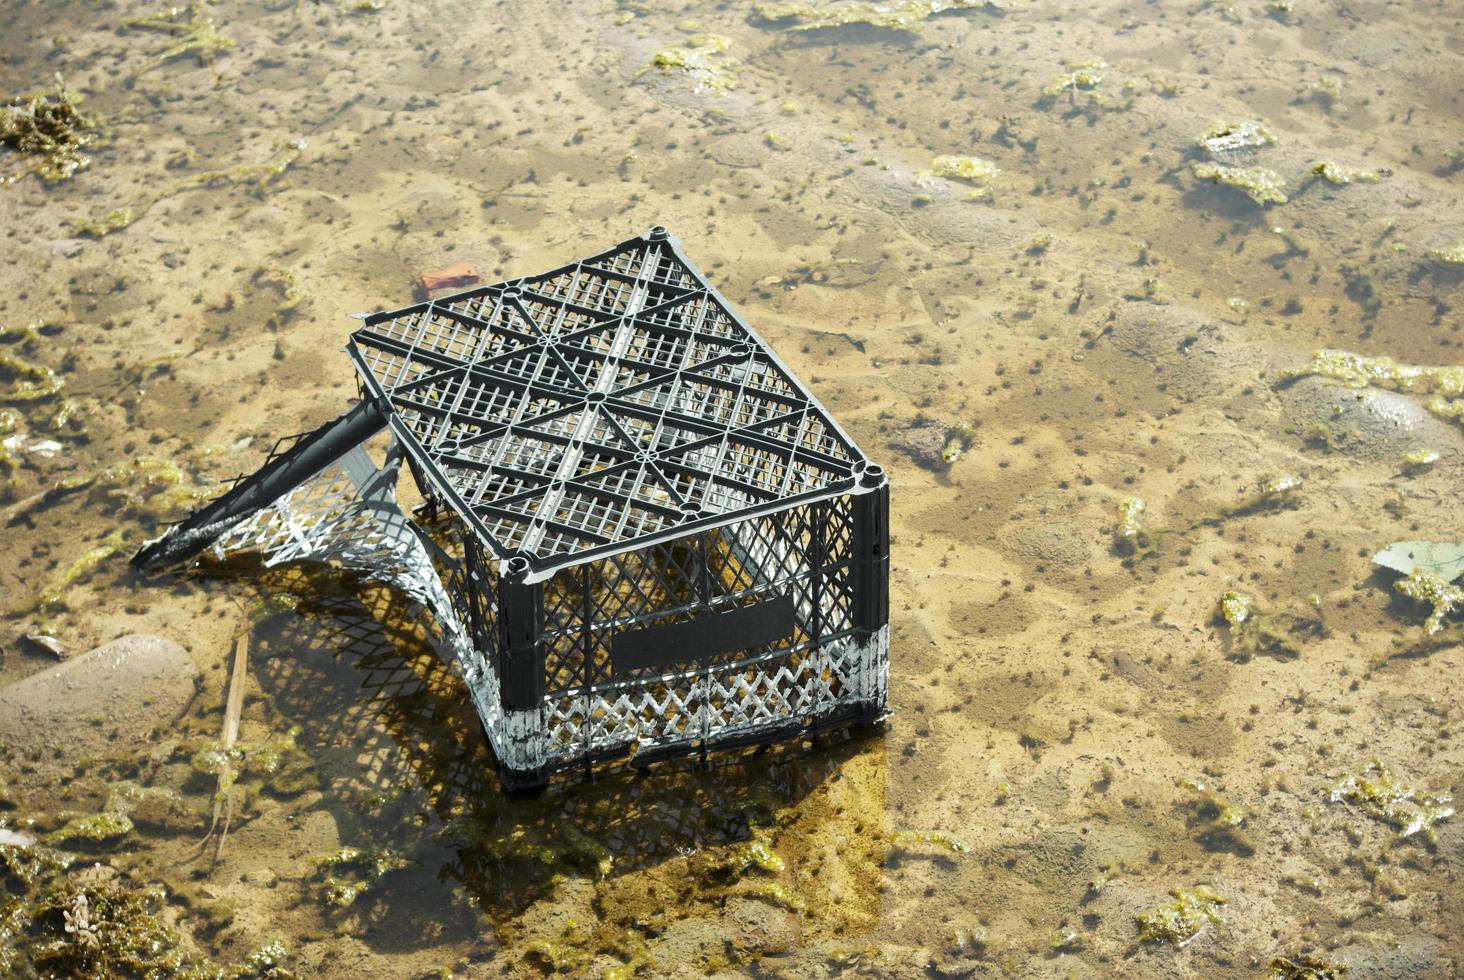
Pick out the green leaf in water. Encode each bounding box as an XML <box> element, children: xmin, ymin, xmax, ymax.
<box><xmin>1372</xmin><ymin>541</ymin><xmax>1464</xmax><ymax>583</ymax></box>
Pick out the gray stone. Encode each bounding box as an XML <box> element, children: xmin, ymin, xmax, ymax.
<box><xmin>0</xmin><ymin>635</ymin><xmax>198</xmax><ymax>773</ymax></box>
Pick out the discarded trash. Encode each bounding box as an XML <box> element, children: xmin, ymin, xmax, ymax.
<box><xmin>416</xmin><ymin>261</ymin><xmax>480</xmax><ymax>295</ymax></box>
<box><xmin>133</xmin><ymin>228</ymin><xmax>890</xmax><ymax>793</ymax></box>
<box><xmin>21</xmin><ymin>632</ymin><xmax>67</xmax><ymax>659</ymax></box>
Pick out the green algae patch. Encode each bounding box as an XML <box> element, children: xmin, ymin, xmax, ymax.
<box><xmin>1400</xmin><ymin>448</ymin><xmax>1440</xmax><ymax>468</ymax></box>
<box><xmin>1214</xmin><ymin>590</ymin><xmax>1301</xmax><ymax>659</ymax></box>
<box><xmin>43</xmin><ymin>811</ymin><xmax>134</xmax><ymax>845</ymax></box>
<box><xmin>1135</xmin><ymin>885</ymin><xmax>1226</xmax><ymax>946</ymax></box>
<box><xmin>1285</xmin><ymin>349</ymin><xmax>1463</xmax><ymax>396</ymax></box>
<box><xmin>1330</xmin><ymin>760</ymin><xmax>1454</xmax><ymax>845</ymax></box>
<box><xmin>1192</xmin><ymin>162</ymin><xmax>1288</xmax><ymax>206</ymax></box>
<box><xmin>557</xmin><ymin>824</ymin><xmax>614</xmax><ymax>877</ymax></box>
<box><xmin>313</xmin><ymin>846</ymin><xmax>410</xmax><ymax>907</ymax></box>
<box><xmin>1</xmin><ymin>75</ymin><xmax>98</xmax><ymax>186</ymax></box>
<box><xmin>1425</xmin><ymin>241</ymin><xmax>1464</xmax><ymax>267</ymax></box>
<box><xmin>1309</xmin><ymin>161</ymin><xmax>1380</xmax><ymax>185</ymax></box>
<box><xmin>75</xmin><ymin>140</ymin><xmax>305</xmax><ymax>238</ymax></box>
<box><xmin>1270</xmin><ymin>953</ymin><xmax>1347</xmax><ymax>979</ymax></box>
<box><xmin>890</xmin><ymin>829</ymin><xmax>968</xmax><ymax>854</ymax></box>
<box><xmin>752</xmin><ymin>1</ymin><xmax>999</xmax><ymax>33</ymax></box>
<box><xmin>1198</xmin><ymin>120</ymin><xmax>1275</xmax><ymax>154</ymax></box>
<box><xmin>124</xmin><ymin>2</ymin><xmax>232</xmax><ymax>75</ymax></box>
<box><xmin>1042</xmin><ymin>59</ymin><xmax>1105</xmax><ymax>99</ymax></box>
<box><xmin>1393</xmin><ymin>570</ymin><xmax>1463</xmax><ymax>635</ymax></box>
<box><xmin>0</xmin><ymin>350</ymin><xmax>64</xmax><ymax>403</ymax></box>
<box><xmin>740</xmin><ymin>881</ymin><xmax>806</xmax><ymax>911</ymax></box>
<box><xmin>1284</xmin><ymin>349</ymin><xmax>1464</xmax><ymax>428</ymax></box>
<box><xmin>731</xmin><ymin>837</ymin><xmax>786</xmax><ymax>874</ymax></box>
<box><xmin>1217</xmin><ymin>591</ymin><xmax>1252</xmax><ymax>629</ymax></box>
<box><xmin>929</xmin><ymin>155</ymin><xmax>999</xmax><ymax>189</ymax></box>
<box><xmin>0</xmin><ymin>843</ymin><xmax>295</xmax><ymax>977</ymax></box>
<box><xmin>1180</xmin><ymin>778</ymin><xmax>1253</xmax><ymax>855</ymax></box>
<box><xmin>14</xmin><ymin>527</ymin><xmax>127</xmax><ymax>617</ymax></box>
<box><xmin>644</xmin><ymin>34</ymin><xmax>738</xmax><ymax>95</ymax></box>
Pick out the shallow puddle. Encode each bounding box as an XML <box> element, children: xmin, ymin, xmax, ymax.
<box><xmin>1</xmin><ymin>0</ymin><xmax>1462</xmax><ymax>976</ymax></box>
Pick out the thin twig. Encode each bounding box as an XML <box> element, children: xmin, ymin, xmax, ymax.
<box><xmin>198</xmin><ymin>608</ymin><xmax>249</xmax><ymax>867</ymax></box>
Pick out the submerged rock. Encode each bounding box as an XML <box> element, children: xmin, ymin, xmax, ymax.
<box><xmin>0</xmin><ymin>635</ymin><xmax>197</xmax><ymax>774</ymax></box>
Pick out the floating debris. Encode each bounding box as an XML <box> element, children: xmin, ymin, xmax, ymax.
<box><xmin>644</xmin><ymin>34</ymin><xmax>738</xmax><ymax>95</ymax></box>
<box><xmin>1135</xmin><ymin>885</ymin><xmax>1226</xmax><ymax>946</ymax></box>
<box><xmin>1198</xmin><ymin>120</ymin><xmax>1275</xmax><ymax>155</ymax></box>
<box><xmin>1402</xmin><ymin>448</ymin><xmax>1441</xmax><ymax>469</ymax></box>
<box><xmin>1114</xmin><ymin>496</ymin><xmax>1146</xmax><ymax>554</ymax></box>
<box><xmin>752</xmin><ymin>0</ymin><xmax>1000</xmax><ymax>33</ymax></box>
<box><xmin>1329</xmin><ymin>759</ymin><xmax>1454</xmax><ymax>844</ymax></box>
<box><xmin>1309</xmin><ymin>161</ymin><xmax>1380</xmax><ymax>186</ymax></box>
<box><xmin>1372</xmin><ymin>541</ymin><xmax>1464</xmax><ymax>583</ymax></box>
<box><xmin>1</xmin><ymin>75</ymin><xmax>98</xmax><ymax>186</ymax></box>
<box><xmin>1192</xmin><ymin>162</ymin><xmax>1288</xmax><ymax>206</ymax></box>
<box><xmin>1393</xmin><ymin>569</ymin><xmax>1463</xmax><ymax>635</ymax></box>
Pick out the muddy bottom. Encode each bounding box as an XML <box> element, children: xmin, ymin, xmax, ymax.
<box><xmin>1</xmin><ymin>0</ymin><xmax>1461</xmax><ymax>977</ymax></box>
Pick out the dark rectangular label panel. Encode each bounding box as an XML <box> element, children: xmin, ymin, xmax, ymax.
<box><xmin>611</xmin><ymin>595</ymin><xmax>796</xmax><ymax>675</ymax></box>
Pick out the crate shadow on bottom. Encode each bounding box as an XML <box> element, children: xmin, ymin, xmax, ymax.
<box><xmin>241</xmin><ymin>562</ymin><xmax>888</xmax><ymax>937</ymax></box>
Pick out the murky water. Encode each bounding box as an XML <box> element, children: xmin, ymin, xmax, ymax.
<box><xmin>2</xmin><ymin>0</ymin><xmax>1462</xmax><ymax>976</ymax></box>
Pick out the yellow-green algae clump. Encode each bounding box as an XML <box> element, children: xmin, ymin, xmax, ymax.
<box><xmin>74</xmin><ymin>139</ymin><xmax>305</xmax><ymax>238</ymax></box>
<box><xmin>1192</xmin><ymin>162</ymin><xmax>1288</xmax><ymax>205</ymax></box>
<box><xmin>1114</xmin><ymin>496</ymin><xmax>1146</xmax><ymax>553</ymax></box>
<box><xmin>753</xmin><ymin>0</ymin><xmax>998</xmax><ymax>32</ymax></box>
<box><xmin>1425</xmin><ymin>241</ymin><xmax>1464</xmax><ymax>266</ymax></box>
<box><xmin>1135</xmin><ymin>884</ymin><xmax>1227</xmax><ymax>946</ymax></box>
<box><xmin>1043</xmin><ymin>59</ymin><xmax>1106</xmax><ymax>98</ymax></box>
<box><xmin>1270</xmin><ymin>953</ymin><xmax>1347</xmax><ymax>979</ymax></box>
<box><xmin>1</xmin><ymin>75</ymin><xmax>98</xmax><ymax>185</ymax></box>
<box><xmin>123</xmin><ymin>2</ymin><xmax>232</xmax><ymax>74</ymax></box>
<box><xmin>890</xmin><ymin>829</ymin><xmax>969</xmax><ymax>853</ymax></box>
<box><xmin>0</xmin><ymin>842</ymin><xmax>295</xmax><ymax>977</ymax></box>
<box><xmin>1310</xmin><ymin>161</ymin><xmax>1380</xmax><ymax>185</ymax></box>
<box><xmin>1284</xmin><ymin>349</ymin><xmax>1464</xmax><ymax>428</ymax></box>
<box><xmin>929</xmin><ymin>155</ymin><xmax>999</xmax><ymax>195</ymax></box>
<box><xmin>1330</xmin><ymin>759</ymin><xmax>1454</xmax><ymax>844</ymax></box>
<box><xmin>645</xmin><ymin>34</ymin><xmax>738</xmax><ymax>95</ymax></box>
<box><xmin>43</xmin><ymin>812</ymin><xmax>134</xmax><ymax>845</ymax></box>
<box><xmin>1394</xmin><ymin>570</ymin><xmax>1463</xmax><ymax>635</ymax></box>
<box><xmin>1198</xmin><ymin>120</ymin><xmax>1275</xmax><ymax>154</ymax></box>
<box><xmin>312</xmin><ymin>846</ymin><xmax>410</xmax><ymax>907</ymax></box>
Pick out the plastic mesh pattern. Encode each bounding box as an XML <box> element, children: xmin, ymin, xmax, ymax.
<box><xmin>530</xmin><ymin>494</ymin><xmax>878</xmax><ymax>767</ymax></box>
<box><xmin>350</xmin><ymin>231</ymin><xmax>859</xmax><ymax>568</ymax></box>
